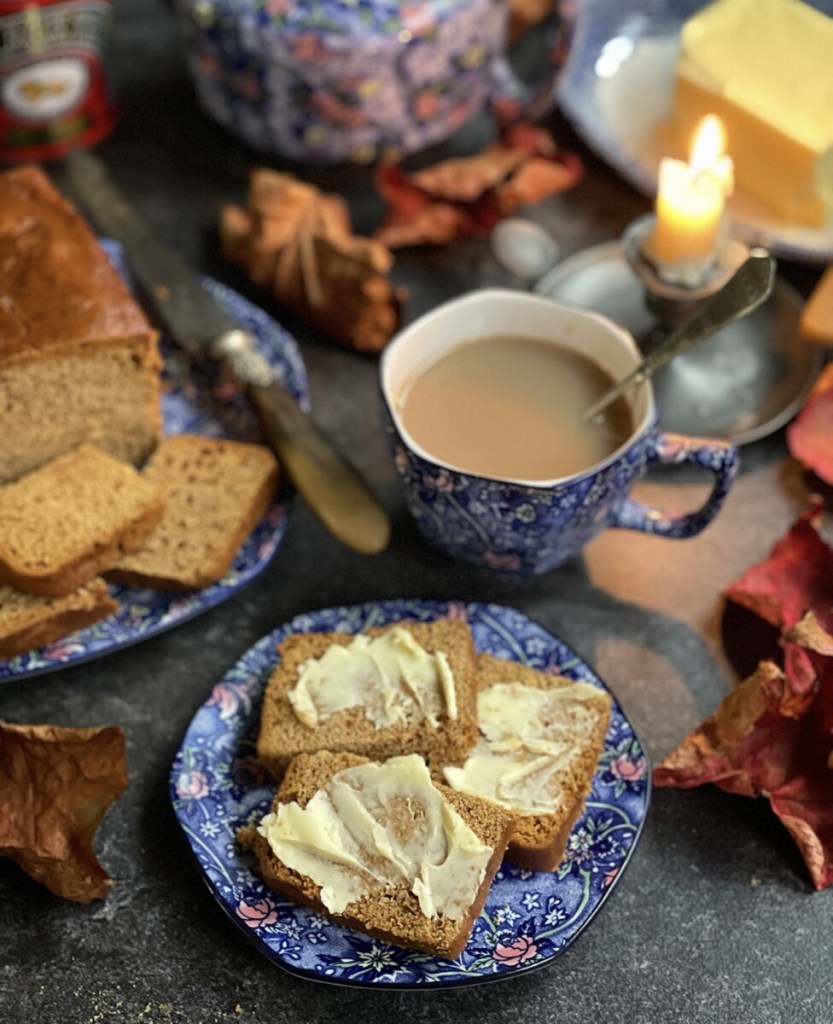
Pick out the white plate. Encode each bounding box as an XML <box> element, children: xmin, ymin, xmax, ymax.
<box><xmin>558</xmin><ymin>0</ymin><xmax>833</xmax><ymax>262</ymax></box>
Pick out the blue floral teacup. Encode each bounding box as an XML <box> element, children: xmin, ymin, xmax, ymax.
<box><xmin>380</xmin><ymin>289</ymin><xmax>739</xmax><ymax>576</ymax></box>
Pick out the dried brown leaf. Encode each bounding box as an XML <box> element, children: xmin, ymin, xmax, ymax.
<box><xmin>220</xmin><ymin>169</ymin><xmax>404</xmax><ymax>352</ymax></box>
<box><xmin>372</xmin><ymin>123</ymin><xmax>583</xmax><ymax>248</ymax></box>
<box><xmin>0</xmin><ymin>720</ymin><xmax>128</xmax><ymax>902</ymax></box>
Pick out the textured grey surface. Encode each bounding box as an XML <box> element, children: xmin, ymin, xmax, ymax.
<box><xmin>1</xmin><ymin>2</ymin><xmax>832</xmax><ymax>1022</ymax></box>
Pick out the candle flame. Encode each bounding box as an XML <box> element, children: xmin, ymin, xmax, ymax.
<box><xmin>690</xmin><ymin>114</ymin><xmax>726</xmax><ymax>170</ymax></box>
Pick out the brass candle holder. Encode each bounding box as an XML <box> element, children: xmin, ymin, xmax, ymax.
<box><xmin>534</xmin><ymin>213</ymin><xmax>821</xmax><ymax>445</ymax></box>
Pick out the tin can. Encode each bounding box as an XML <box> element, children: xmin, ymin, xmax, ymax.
<box><xmin>0</xmin><ymin>0</ymin><xmax>117</xmax><ymax>162</ymax></box>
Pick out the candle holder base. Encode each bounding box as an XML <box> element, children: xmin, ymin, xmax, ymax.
<box><xmin>534</xmin><ymin>240</ymin><xmax>822</xmax><ymax>445</ymax></box>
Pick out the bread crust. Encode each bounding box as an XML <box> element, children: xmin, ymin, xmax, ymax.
<box><xmin>256</xmin><ymin>619</ymin><xmax>479</xmax><ymax>780</ymax></box>
<box><xmin>0</xmin><ymin>578</ymin><xmax>119</xmax><ymax>660</ymax></box>
<box><xmin>0</xmin><ymin>165</ymin><xmax>158</xmax><ymax>364</ymax></box>
<box><xmin>239</xmin><ymin>751</ymin><xmax>514</xmax><ymax>958</ymax></box>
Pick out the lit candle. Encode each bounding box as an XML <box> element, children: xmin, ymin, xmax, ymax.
<box><xmin>648</xmin><ymin>115</ymin><xmax>734</xmax><ymax>268</ymax></box>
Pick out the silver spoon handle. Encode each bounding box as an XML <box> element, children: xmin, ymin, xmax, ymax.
<box><xmin>582</xmin><ymin>249</ymin><xmax>775</xmax><ymax>423</ymax></box>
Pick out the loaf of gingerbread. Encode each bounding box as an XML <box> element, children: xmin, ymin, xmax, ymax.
<box><xmin>0</xmin><ymin>165</ymin><xmax>163</xmax><ymax>484</ymax></box>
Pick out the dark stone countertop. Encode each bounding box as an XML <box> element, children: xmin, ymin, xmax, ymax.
<box><xmin>1</xmin><ymin>2</ymin><xmax>831</xmax><ymax>1022</ymax></box>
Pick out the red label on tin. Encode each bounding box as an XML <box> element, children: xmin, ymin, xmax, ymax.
<box><xmin>0</xmin><ymin>0</ymin><xmax>117</xmax><ymax>161</ymax></box>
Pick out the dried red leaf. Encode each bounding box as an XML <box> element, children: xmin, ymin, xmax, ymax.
<box><xmin>787</xmin><ymin>363</ymin><xmax>833</xmax><ymax>484</ymax></box>
<box><xmin>220</xmin><ymin>169</ymin><xmax>405</xmax><ymax>352</ymax></box>
<box><xmin>659</xmin><ymin>548</ymin><xmax>833</xmax><ymax>890</ymax></box>
<box><xmin>0</xmin><ymin>720</ymin><xmax>128</xmax><ymax>902</ymax></box>
<box><xmin>655</xmin><ymin>654</ymin><xmax>833</xmax><ymax>889</ymax></box>
<box><xmin>724</xmin><ymin>501</ymin><xmax>833</xmax><ymax>633</ymax></box>
<box><xmin>372</xmin><ymin>123</ymin><xmax>583</xmax><ymax>248</ymax></box>
<box><xmin>654</xmin><ymin>661</ymin><xmax>799</xmax><ymax>797</ymax></box>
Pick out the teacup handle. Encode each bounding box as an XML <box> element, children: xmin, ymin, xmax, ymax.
<box><xmin>609</xmin><ymin>432</ymin><xmax>739</xmax><ymax>538</ymax></box>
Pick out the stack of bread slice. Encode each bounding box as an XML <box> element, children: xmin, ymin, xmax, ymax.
<box><xmin>0</xmin><ymin>436</ymin><xmax>279</xmax><ymax>660</ymax></box>
<box><xmin>241</xmin><ymin>618</ymin><xmax>612</xmax><ymax>958</ymax></box>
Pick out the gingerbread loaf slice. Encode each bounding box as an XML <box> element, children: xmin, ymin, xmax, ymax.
<box><xmin>0</xmin><ymin>165</ymin><xmax>162</xmax><ymax>484</ymax></box>
<box><xmin>0</xmin><ymin>578</ymin><xmax>119</xmax><ymax>660</ymax></box>
<box><xmin>107</xmin><ymin>434</ymin><xmax>279</xmax><ymax>591</ymax></box>
<box><xmin>239</xmin><ymin>751</ymin><xmax>514</xmax><ymax>959</ymax></box>
<box><xmin>0</xmin><ymin>443</ymin><xmax>165</xmax><ymax>598</ymax></box>
<box><xmin>256</xmin><ymin>618</ymin><xmax>479</xmax><ymax>781</ymax></box>
<box><xmin>442</xmin><ymin>653</ymin><xmax>612</xmax><ymax>872</ymax></box>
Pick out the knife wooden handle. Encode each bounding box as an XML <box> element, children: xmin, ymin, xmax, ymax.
<box><xmin>246</xmin><ymin>380</ymin><xmax>391</xmax><ymax>555</ymax></box>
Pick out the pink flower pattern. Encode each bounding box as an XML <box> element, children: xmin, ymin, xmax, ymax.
<box><xmin>237</xmin><ymin>898</ymin><xmax>279</xmax><ymax>929</ymax></box>
<box><xmin>493</xmin><ymin>935</ymin><xmax>538</xmax><ymax>966</ymax></box>
<box><xmin>175</xmin><ymin>770</ymin><xmax>209</xmax><ymax>801</ymax></box>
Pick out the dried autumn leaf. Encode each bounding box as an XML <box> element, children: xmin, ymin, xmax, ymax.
<box><xmin>654</xmin><ymin>661</ymin><xmax>798</xmax><ymax>798</ymax></box>
<box><xmin>654</xmin><ymin>654</ymin><xmax>833</xmax><ymax>890</ymax></box>
<box><xmin>221</xmin><ymin>169</ymin><xmax>404</xmax><ymax>352</ymax></box>
<box><xmin>724</xmin><ymin>502</ymin><xmax>833</xmax><ymax>634</ymax></box>
<box><xmin>786</xmin><ymin>362</ymin><xmax>833</xmax><ymax>485</ymax></box>
<box><xmin>372</xmin><ymin>123</ymin><xmax>583</xmax><ymax>248</ymax></box>
<box><xmin>670</xmin><ymin>510</ymin><xmax>833</xmax><ymax>889</ymax></box>
<box><xmin>0</xmin><ymin>720</ymin><xmax>128</xmax><ymax>902</ymax></box>
<box><xmin>723</xmin><ymin>502</ymin><xmax>833</xmax><ymax>712</ymax></box>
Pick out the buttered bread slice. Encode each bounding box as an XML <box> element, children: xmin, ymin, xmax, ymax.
<box><xmin>256</xmin><ymin>619</ymin><xmax>479</xmax><ymax>780</ymax></box>
<box><xmin>239</xmin><ymin>751</ymin><xmax>514</xmax><ymax>958</ymax></box>
<box><xmin>443</xmin><ymin>653</ymin><xmax>612</xmax><ymax>872</ymax></box>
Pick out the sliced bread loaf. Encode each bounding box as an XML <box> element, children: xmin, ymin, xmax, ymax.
<box><xmin>0</xmin><ymin>578</ymin><xmax>119</xmax><ymax>660</ymax></box>
<box><xmin>106</xmin><ymin>434</ymin><xmax>279</xmax><ymax>590</ymax></box>
<box><xmin>255</xmin><ymin>618</ymin><xmax>479</xmax><ymax>780</ymax></box>
<box><xmin>238</xmin><ymin>751</ymin><xmax>514</xmax><ymax>958</ymax></box>
<box><xmin>442</xmin><ymin>653</ymin><xmax>612</xmax><ymax>872</ymax></box>
<box><xmin>0</xmin><ymin>443</ymin><xmax>165</xmax><ymax>598</ymax></box>
<box><xmin>0</xmin><ymin>165</ymin><xmax>162</xmax><ymax>485</ymax></box>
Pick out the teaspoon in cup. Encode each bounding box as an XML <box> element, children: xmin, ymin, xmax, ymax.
<box><xmin>581</xmin><ymin>249</ymin><xmax>776</xmax><ymax>423</ymax></box>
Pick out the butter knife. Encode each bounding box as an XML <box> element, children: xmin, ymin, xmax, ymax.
<box><xmin>58</xmin><ymin>149</ymin><xmax>390</xmax><ymax>555</ymax></box>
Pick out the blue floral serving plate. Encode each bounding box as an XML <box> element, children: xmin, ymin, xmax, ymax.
<box><xmin>0</xmin><ymin>244</ymin><xmax>308</xmax><ymax>681</ymax></box>
<box><xmin>170</xmin><ymin>599</ymin><xmax>650</xmax><ymax>988</ymax></box>
<box><xmin>559</xmin><ymin>0</ymin><xmax>833</xmax><ymax>263</ymax></box>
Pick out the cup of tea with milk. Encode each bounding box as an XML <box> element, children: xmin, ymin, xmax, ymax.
<box><xmin>380</xmin><ymin>289</ymin><xmax>739</xmax><ymax>576</ymax></box>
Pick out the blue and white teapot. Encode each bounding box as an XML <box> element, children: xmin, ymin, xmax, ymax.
<box><xmin>171</xmin><ymin>0</ymin><xmax>570</xmax><ymax>163</ymax></box>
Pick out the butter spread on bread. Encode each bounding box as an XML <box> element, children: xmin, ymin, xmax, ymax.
<box><xmin>256</xmin><ymin>620</ymin><xmax>479</xmax><ymax>780</ymax></box>
<box><xmin>442</xmin><ymin>653</ymin><xmax>612</xmax><ymax>872</ymax></box>
<box><xmin>288</xmin><ymin>625</ymin><xmax>458</xmax><ymax>730</ymax></box>
<box><xmin>258</xmin><ymin>754</ymin><xmax>491</xmax><ymax>918</ymax></box>
<box><xmin>444</xmin><ymin>680</ymin><xmax>608</xmax><ymax>814</ymax></box>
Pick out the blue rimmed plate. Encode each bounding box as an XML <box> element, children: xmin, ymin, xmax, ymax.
<box><xmin>170</xmin><ymin>599</ymin><xmax>650</xmax><ymax>988</ymax></box>
<box><xmin>0</xmin><ymin>243</ymin><xmax>308</xmax><ymax>681</ymax></box>
<box><xmin>558</xmin><ymin>0</ymin><xmax>833</xmax><ymax>263</ymax></box>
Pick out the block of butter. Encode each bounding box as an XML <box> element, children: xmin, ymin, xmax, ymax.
<box><xmin>674</xmin><ymin>0</ymin><xmax>833</xmax><ymax>226</ymax></box>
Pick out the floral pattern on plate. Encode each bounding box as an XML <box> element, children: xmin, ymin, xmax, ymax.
<box><xmin>0</xmin><ymin>242</ymin><xmax>308</xmax><ymax>682</ymax></box>
<box><xmin>170</xmin><ymin>598</ymin><xmax>650</xmax><ymax>988</ymax></box>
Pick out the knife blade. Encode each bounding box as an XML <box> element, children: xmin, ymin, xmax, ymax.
<box><xmin>57</xmin><ymin>149</ymin><xmax>390</xmax><ymax>556</ymax></box>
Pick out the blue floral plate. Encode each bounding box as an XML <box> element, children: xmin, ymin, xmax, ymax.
<box><xmin>559</xmin><ymin>0</ymin><xmax>833</xmax><ymax>263</ymax></box>
<box><xmin>170</xmin><ymin>598</ymin><xmax>650</xmax><ymax>988</ymax></box>
<box><xmin>0</xmin><ymin>243</ymin><xmax>308</xmax><ymax>681</ymax></box>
